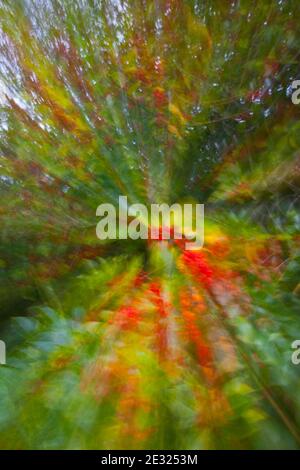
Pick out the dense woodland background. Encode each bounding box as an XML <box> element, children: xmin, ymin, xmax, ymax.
<box><xmin>0</xmin><ymin>0</ymin><xmax>300</xmax><ymax>449</ymax></box>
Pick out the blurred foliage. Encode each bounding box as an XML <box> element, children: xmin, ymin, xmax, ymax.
<box><xmin>0</xmin><ymin>0</ymin><xmax>300</xmax><ymax>450</ymax></box>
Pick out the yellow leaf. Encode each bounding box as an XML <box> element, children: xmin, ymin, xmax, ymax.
<box><xmin>168</xmin><ymin>124</ymin><xmax>181</xmax><ymax>138</ymax></box>
<box><xmin>168</xmin><ymin>103</ymin><xmax>187</xmax><ymax>124</ymax></box>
